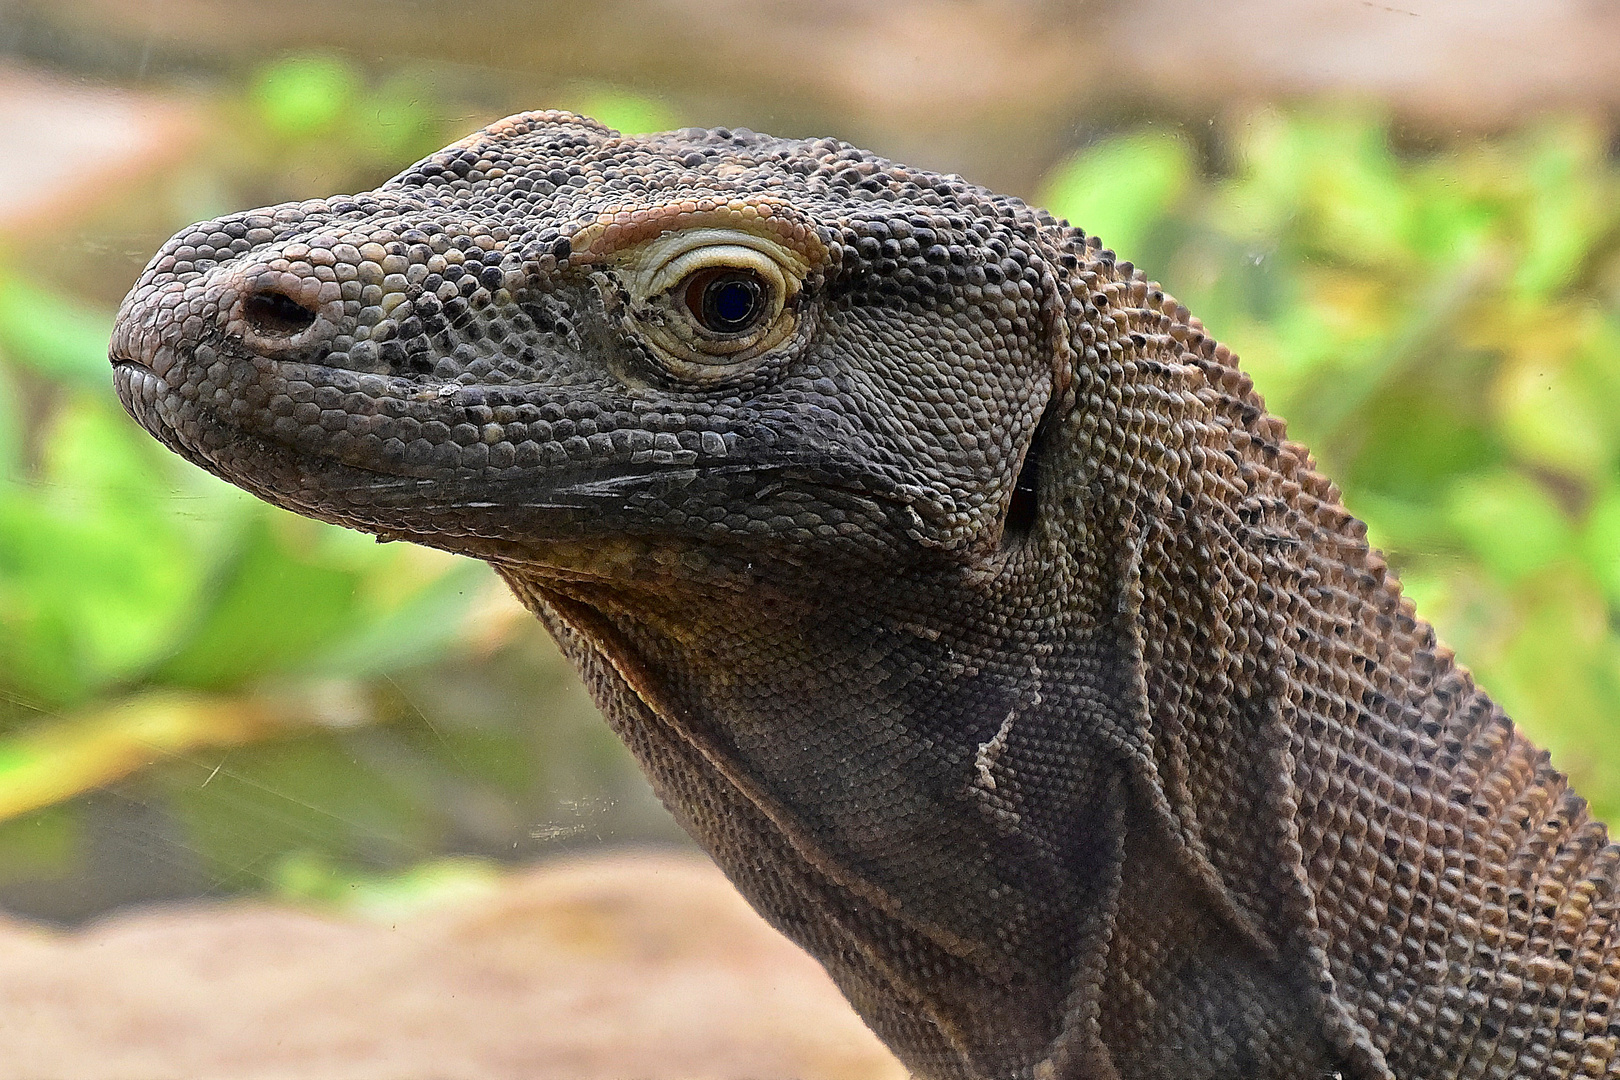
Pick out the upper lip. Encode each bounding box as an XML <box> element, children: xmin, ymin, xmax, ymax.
<box><xmin>108</xmin><ymin>311</ymin><xmax>155</xmax><ymax>374</ymax></box>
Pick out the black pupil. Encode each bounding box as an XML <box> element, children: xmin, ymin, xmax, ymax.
<box><xmin>701</xmin><ymin>274</ymin><xmax>762</xmax><ymax>331</ymax></box>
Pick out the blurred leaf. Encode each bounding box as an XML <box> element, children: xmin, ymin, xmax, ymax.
<box><xmin>0</xmin><ymin>400</ymin><xmax>213</xmax><ymax>702</ymax></box>
<box><xmin>1343</xmin><ymin>385</ymin><xmax>1495</xmax><ymax>508</ymax></box>
<box><xmin>157</xmin><ymin>517</ymin><xmax>368</xmax><ymax>689</ymax></box>
<box><xmin>1300</xmin><ymin>118</ymin><xmax>1412</xmax><ymax>266</ymax></box>
<box><xmin>1486</xmin><ymin>571</ymin><xmax>1620</xmax><ymax>822</ymax></box>
<box><xmin>1446</xmin><ymin>471</ymin><xmax>1575</xmax><ymax>584</ymax></box>
<box><xmin>1580</xmin><ymin>486</ymin><xmax>1620</xmax><ymax>608</ymax></box>
<box><xmin>0</xmin><ymin>692</ymin><xmax>315</xmax><ymax>823</ymax></box>
<box><xmin>0</xmin><ymin>363</ymin><xmax>19</xmax><ymax>478</ymax></box>
<box><xmin>0</xmin><ymin>277</ymin><xmax>115</xmax><ymax>387</ymax></box>
<box><xmin>1220</xmin><ymin>108</ymin><xmax>1411</xmax><ymax>268</ymax></box>
<box><xmin>1039</xmin><ymin>131</ymin><xmax>1193</xmax><ymax>263</ymax></box>
<box><xmin>272</xmin><ymin>850</ymin><xmax>499</xmax><ymax>920</ymax></box>
<box><xmin>564</xmin><ymin>86</ymin><xmax>680</xmax><ymax>136</ymax></box>
<box><xmin>1511</xmin><ymin>121</ymin><xmax>1616</xmax><ymax>298</ymax></box>
<box><xmin>1492</xmin><ymin>316</ymin><xmax>1614</xmax><ymax>482</ymax></box>
<box><xmin>1289</xmin><ymin>252</ymin><xmax>1501</xmax><ymax>447</ymax></box>
<box><xmin>306</xmin><ymin>557</ymin><xmax>492</xmax><ymax>679</ymax></box>
<box><xmin>253</xmin><ymin>54</ymin><xmax>363</xmax><ymax>139</ymax></box>
<box><xmin>1407</xmin><ymin>161</ymin><xmax>1502</xmax><ymax>269</ymax></box>
<box><xmin>353</xmin><ymin>86</ymin><xmax>442</xmax><ymax>161</ymax></box>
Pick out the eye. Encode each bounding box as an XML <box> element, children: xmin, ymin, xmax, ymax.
<box><xmin>612</xmin><ymin>227</ymin><xmax>809</xmax><ymax>379</ymax></box>
<box><xmin>683</xmin><ymin>268</ymin><xmax>770</xmax><ymax>335</ymax></box>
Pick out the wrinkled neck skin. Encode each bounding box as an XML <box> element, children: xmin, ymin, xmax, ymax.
<box><xmin>501</xmin><ymin>563</ymin><xmax>1106</xmax><ymax>1078</ymax></box>
<box><xmin>495</xmin><ymin>473</ymin><xmax>1345</xmax><ymax>1080</ymax></box>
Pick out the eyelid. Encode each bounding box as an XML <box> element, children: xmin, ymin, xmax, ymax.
<box><xmin>648</xmin><ymin>243</ymin><xmax>788</xmax><ymax>308</ymax></box>
<box><xmin>628</xmin><ymin>227</ymin><xmax>805</xmax><ymax>300</ymax></box>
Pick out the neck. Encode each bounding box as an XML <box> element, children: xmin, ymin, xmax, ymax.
<box><xmin>1096</xmin><ymin>334</ymin><xmax>1620</xmax><ymax>1077</ymax></box>
<box><xmin>500</xmin><ymin>552</ymin><xmax>1346</xmax><ymax>1079</ymax></box>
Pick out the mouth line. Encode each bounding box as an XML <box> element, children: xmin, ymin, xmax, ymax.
<box><xmin>110</xmin><ymin>355</ymin><xmax>172</xmax><ymax>413</ymax></box>
<box><xmin>108</xmin><ymin>356</ymin><xmax>861</xmax><ymax>491</ymax></box>
<box><xmin>108</xmin><ymin>347</ymin><xmax>930</xmax><ymax>542</ymax></box>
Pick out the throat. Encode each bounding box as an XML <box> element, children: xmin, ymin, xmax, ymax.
<box><xmin>505</xmin><ymin>563</ymin><xmax>1318</xmax><ymax>1077</ymax></box>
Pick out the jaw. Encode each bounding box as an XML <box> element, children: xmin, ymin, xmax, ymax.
<box><xmin>110</xmin><ymin>345</ymin><xmax>930</xmax><ymax>588</ymax></box>
<box><xmin>111</xmin><ymin>350</ymin><xmax>637</xmax><ymax>569</ymax></box>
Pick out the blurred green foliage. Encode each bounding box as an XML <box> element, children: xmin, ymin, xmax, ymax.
<box><xmin>273</xmin><ymin>850</ymin><xmax>502</xmax><ymax>921</ymax></box>
<box><xmin>560</xmin><ymin>85</ymin><xmax>681</xmax><ymax>137</ymax></box>
<box><xmin>3</xmin><ymin>58</ymin><xmax>1620</xmax><ymax>916</ymax></box>
<box><xmin>1042</xmin><ymin>108</ymin><xmax>1620</xmax><ymax>819</ymax></box>
<box><xmin>247</xmin><ymin>54</ymin><xmax>447</xmax><ymax>175</ymax></box>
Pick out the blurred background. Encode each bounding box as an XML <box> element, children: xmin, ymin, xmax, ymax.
<box><xmin>1</xmin><ymin>0</ymin><xmax>1619</xmax><ymax>1074</ymax></box>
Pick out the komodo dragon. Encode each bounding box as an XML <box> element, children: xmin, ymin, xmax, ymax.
<box><xmin>110</xmin><ymin>111</ymin><xmax>1620</xmax><ymax>1080</ymax></box>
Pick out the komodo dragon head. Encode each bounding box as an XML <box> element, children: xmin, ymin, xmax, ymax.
<box><xmin>113</xmin><ymin>112</ymin><xmax>1606</xmax><ymax>1080</ymax></box>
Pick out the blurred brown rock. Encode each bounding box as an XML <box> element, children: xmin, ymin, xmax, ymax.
<box><xmin>0</xmin><ymin>65</ymin><xmax>198</xmax><ymax>233</ymax></box>
<box><xmin>0</xmin><ymin>849</ymin><xmax>905</xmax><ymax>1080</ymax></box>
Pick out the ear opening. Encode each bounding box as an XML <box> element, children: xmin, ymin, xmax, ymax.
<box><xmin>1003</xmin><ymin>387</ymin><xmax>1066</xmax><ymax>546</ymax></box>
<box><xmin>1004</xmin><ymin>434</ymin><xmax>1043</xmax><ymax>540</ymax></box>
<box><xmin>1002</xmin><ymin>249</ymin><xmax>1076</xmax><ymax>549</ymax></box>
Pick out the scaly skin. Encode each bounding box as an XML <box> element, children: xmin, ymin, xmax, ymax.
<box><xmin>111</xmin><ymin>112</ymin><xmax>1620</xmax><ymax>1079</ymax></box>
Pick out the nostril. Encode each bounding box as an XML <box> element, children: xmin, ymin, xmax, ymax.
<box><xmin>243</xmin><ymin>289</ymin><xmax>319</xmax><ymax>336</ymax></box>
